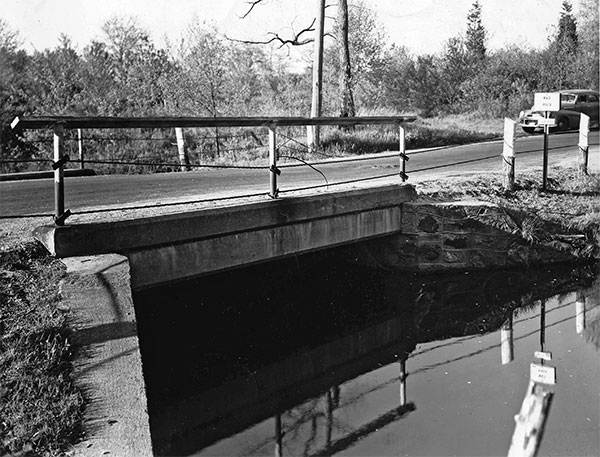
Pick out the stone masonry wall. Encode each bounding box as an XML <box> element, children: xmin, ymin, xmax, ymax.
<box><xmin>351</xmin><ymin>200</ymin><xmax>581</xmax><ymax>272</ymax></box>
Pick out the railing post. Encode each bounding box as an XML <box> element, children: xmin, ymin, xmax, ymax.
<box><xmin>269</xmin><ymin>125</ymin><xmax>279</xmax><ymax>198</ymax></box>
<box><xmin>175</xmin><ymin>127</ymin><xmax>190</xmax><ymax>172</ymax></box>
<box><xmin>502</xmin><ymin>118</ymin><xmax>516</xmax><ymax>191</ymax></box>
<box><xmin>399</xmin><ymin>124</ymin><xmax>408</xmax><ymax>182</ymax></box>
<box><xmin>53</xmin><ymin>123</ymin><xmax>69</xmax><ymax>225</ymax></box>
<box><xmin>77</xmin><ymin>128</ymin><xmax>84</xmax><ymax>169</ymax></box>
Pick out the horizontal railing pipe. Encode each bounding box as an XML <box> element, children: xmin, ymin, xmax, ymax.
<box><xmin>11</xmin><ymin>115</ymin><xmax>417</xmax><ymax>131</ymax></box>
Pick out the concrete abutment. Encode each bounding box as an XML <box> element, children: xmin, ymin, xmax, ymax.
<box><xmin>60</xmin><ymin>254</ymin><xmax>152</xmax><ymax>456</ymax></box>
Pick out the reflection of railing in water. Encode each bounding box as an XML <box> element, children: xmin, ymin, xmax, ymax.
<box><xmin>576</xmin><ymin>290</ymin><xmax>586</xmax><ymax>334</ymax></box>
<box><xmin>268</xmin><ymin>359</ymin><xmax>413</xmax><ymax>457</ymax></box>
<box><xmin>151</xmin><ymin>315</ymin><xmax>416</xmax><ymax>456</ymax></box>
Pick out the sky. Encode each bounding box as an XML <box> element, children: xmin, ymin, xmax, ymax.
<box><xmin>1</xmin><ymin>0</ymin><xmax>572</xmax><ymax>57</ymax></box>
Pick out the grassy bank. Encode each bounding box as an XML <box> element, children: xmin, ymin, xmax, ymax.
<box><xmin>318</xmin><ymin>121</ymin><xmax>499</xmax><ymax>157</ymax></box>
<box><xmin>0</xmin><ymin>242</ymin><xmax>83</xmax><ymax>456</ymax></box>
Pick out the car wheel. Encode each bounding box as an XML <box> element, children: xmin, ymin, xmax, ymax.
<box><xmin>557</xmin><ymin>117</ymin><xmax>570</xmax><ymax>131</ymax></box>
<box><xmin>522</xmin><ymin>127</ymin><xmax>536</xmax><ymax>134</ymax></box>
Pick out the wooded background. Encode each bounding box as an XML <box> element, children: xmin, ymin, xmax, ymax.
<box><xmin>1</xmin><ymin>0</ymin><xmax>598</xmax><ymax>172</ymax></box>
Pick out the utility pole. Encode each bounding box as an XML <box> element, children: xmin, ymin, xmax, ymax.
<box><xmin>307</xmin><ymin>0</ymin><xmax>325</xmax><ymax>151</ymax></box>
<box><xmin>337</xmin><ymin>0</ymin><xmax>355</xmax><ymax>118</ymax></box>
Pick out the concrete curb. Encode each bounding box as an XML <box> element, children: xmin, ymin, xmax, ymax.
<box><xmin>61</xmin><ymin>254</ymin><xmax>152</xmax><ymax>456</ymax></box>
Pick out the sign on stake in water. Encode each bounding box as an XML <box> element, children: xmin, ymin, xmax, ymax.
<box><xmin>530</xmin><ymin>363</ymin><xmax>556</xmax><ymax>385</ymax></box>
<box><xmin>534</xmin><ymin>351</ymin><xmax>552</xmax><ymax>361</ymax></box>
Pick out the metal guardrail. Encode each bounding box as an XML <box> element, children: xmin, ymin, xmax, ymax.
<box><xmin>11</xmin><ymin>115</ymin><xmax>417</xmax><ymax>225</ymax></box>
<box><xmin>10</xmin><ymin>115</ymin><xmax>416</xmax><ymax>130</ymax></box>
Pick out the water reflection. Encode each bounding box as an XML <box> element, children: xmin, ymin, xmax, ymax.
<box><xmin>576</xmin><ymin>291</ymin><xmax>586</xmax><ymax>334</ymax></box>
<box><xmin>501</xmin><ymin>315</ymin><xmax>514</xmax><ymax>365</ymax></box>
<box><xmin>134</xmin><ymin>258</ymin><xmax>599</xmax><ymax>456</ymax></box>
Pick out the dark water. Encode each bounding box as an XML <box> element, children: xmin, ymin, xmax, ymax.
<box><xmin>134</xmin><ymin>255</ymin><xmax>600</xmax><ymax>457</ymax></box>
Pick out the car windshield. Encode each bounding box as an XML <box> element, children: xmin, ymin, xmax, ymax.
<box><xmin>561</xmin><ymin>93</ymin><xmax>577</xmax><ymax>104</ymax></box>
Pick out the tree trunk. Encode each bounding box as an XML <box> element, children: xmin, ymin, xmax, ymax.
<box><xmin>338</xmin><ymin>0</ymin><xmax>355</xmax><ymax>118</ymax></box>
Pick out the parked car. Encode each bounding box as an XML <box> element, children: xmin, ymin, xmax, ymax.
<box><xmin>518</xmin><ymin>89</ymin><xmax>599</xmax><ymax>133</ymax></box>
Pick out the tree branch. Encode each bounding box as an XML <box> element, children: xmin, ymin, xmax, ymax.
<box><xmin>226</xmin><ymin>18</ymin><xmax>316</xmax><ymax>48</ymax></box>
<box><xmin>241</xmin><ymin>0</ymin><xmax>266</xmax><ymax>19</ymax></box>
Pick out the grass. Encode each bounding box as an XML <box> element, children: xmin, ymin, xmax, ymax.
<box><xmin>300</xmin><ymin>120</ymin><xmax>501</xmax><ymax>159</ymax></box>
<box><xmin>0</xmin><ymin>242</ymin><xmax>84</xmax><ymax>456</ymax></box>
<box><xmin>417</xmin><ymin>112</ymin><xmax>505</xmax><ymax>136</ymax></box>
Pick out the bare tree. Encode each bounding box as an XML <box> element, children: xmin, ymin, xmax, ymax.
<box><xmin>230</xmin><ymin>0</ymin><xmax>318</xmax><ymax>47</ymax></box>
<box><xmin>229</xmin><ymin>19</ymin><xmax>316</xmax><ymax>48</ymax></box>
<box><xmin>230</xmin><ymin>0</ymin><xmax>356</xmax><ymax>148</ymax></box>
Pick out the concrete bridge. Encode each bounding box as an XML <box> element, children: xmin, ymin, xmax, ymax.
<box><xmin>34</xmin><ymin>183</ymin><xmax>417</xmax><ymax>289</ymax></box>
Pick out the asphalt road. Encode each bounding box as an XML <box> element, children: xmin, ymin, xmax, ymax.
<box><xmin>1</xmin><ymin>130</ymin><xmax>598</xmax><ymax>219</ymax></box>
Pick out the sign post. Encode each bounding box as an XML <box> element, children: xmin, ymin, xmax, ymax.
<box><xmin>533</xmin><ymin>93</ymin><xmax>561</xmax><ymax>191</ymax></box>
<box><xmin>52</xmin><ymin>123</ymin><xmax>71</xmax><ymax>225</ymax></box>
<box><xmin>578</xmin><ymin>113</ymin><xmax>590</xmax><ymax>175</ymax></box>
<box><xmin>542</xmin><ymin>111</ymin><xmax>550</xmax><ymax>190</ymax></box>
<box><xmin>502</xmin><ymin>118</ymin><xmax>516</xmax><ymax>191</ymax></box>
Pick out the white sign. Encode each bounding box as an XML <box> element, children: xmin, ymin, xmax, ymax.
<box><xmin>579</xmin><ymin>113</ymin><xmax>590</xmax><ymax>149</ymax></box>
<box><xmin>533</xmin><ymin>92</ymin><xmax>561</xmax><ymax>111</ymax></box>
<box><xmin>537</xmin><ymin>118</ymin><xmax>556</xmax><ymax>127</ymax></box>
<box><xmin>503</xmin><ymin>118</ymin><xmax>516</xmax><ymax>158</ymax></box>
<box><xmin>530</xmin><ymin>363</ymin><xmax>556</xmax><ymax>385</ymax></box>
<box><xmin>534</xmin><ymin>351</ymin><xmax>552</xmax><ymax>361</ymax></box>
